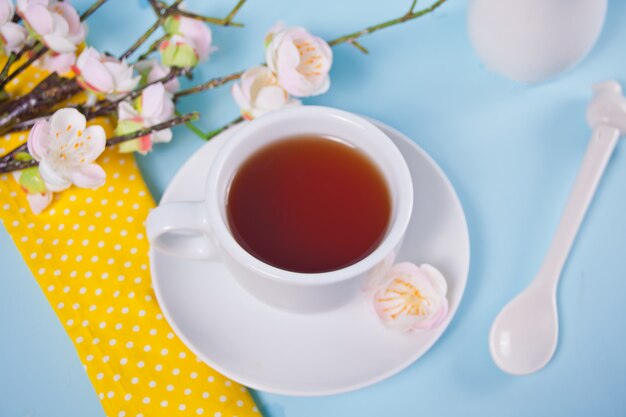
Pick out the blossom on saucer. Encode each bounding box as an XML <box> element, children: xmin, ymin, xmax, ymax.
<box><xmin>373</xmin><ymin>262</ymin><xmax>448</xmax><ymax>332</ymax></box>
<box><xmin>0</xmin><ymin>0</ymin><xmax>27</xmax><ymax>54</ymax></box>
<box><xmin>12</xmin><ymin>166</ymin><xmax>53</xmax><ymax>214</ymax></box>
<box><xmin>18</xmin><ymin>0</ymin><xmax>86</xmax><ymax>53</ymax></box>
<box><xmin>72</xmin><ymin>47</ymin><xmax>140</xmax><ymax>98</ymax></box>
<box><xmin>27</xmin><ymin>107</ymin><xmax>107</xmax><ymax>191</ymax></box>
<box><xmin>160</xmin><ymin>15</ymin><xmax>214</xmax><ymax>67</ymax></box>
<box><xmin>115</xmin><ymin>82</ymin><xmax>174</xmax><ymax>154</ymax></box>
<box><xmin>265</xmin><ymin>23</ymin><xmax>332</xmax><ymax>97</ymax></box>
<box><xmin>134</xmin><ymin>58</ymin><xmax>180</xmax><ymax>93</ymax></box>
<box><xmin>231</xmin><ymin>65</ymin><xmax>300</xmax><ymax>120</ymax></box>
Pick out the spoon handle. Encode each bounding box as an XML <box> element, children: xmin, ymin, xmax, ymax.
<box><xmin>537</xmin><ymin>125</ymin><xmax>620</xmax><ymax>289</ymax></box>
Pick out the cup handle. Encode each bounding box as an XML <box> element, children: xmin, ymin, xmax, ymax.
<box><xmin>146</xmin><ymin>201</ymin><xmax>218</xmax><ymax>261</ymax></box>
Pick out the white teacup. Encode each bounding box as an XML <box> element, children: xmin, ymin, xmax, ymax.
<box><xmin>146</xmin><ymin>106</ymin><xmax>413</xmax><ymax>313</ymax></box>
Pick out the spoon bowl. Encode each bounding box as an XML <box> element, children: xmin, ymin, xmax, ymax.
<box><xmin>489</xmin><ymin>282</ymin><xmax>558</xmax><ymax>375</ymax></box>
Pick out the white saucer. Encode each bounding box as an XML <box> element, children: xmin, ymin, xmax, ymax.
<box><xmin>150</xmin><ymin>118</ymin><xmax>470</xmax><ymax>396</ymax></box>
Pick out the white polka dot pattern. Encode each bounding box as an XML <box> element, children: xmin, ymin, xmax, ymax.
<box><xmin>0</xmin><ymin>64</ymin><xmax>259</xmax><ymax>417</ymax></box>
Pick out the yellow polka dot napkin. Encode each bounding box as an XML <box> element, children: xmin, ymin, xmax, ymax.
<box><xmin>0</xmin><ymin>64</ymin><xmax>259</xmax><ymax>417</ymax></box>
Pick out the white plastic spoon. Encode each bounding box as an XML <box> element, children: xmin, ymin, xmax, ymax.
<box><xmin>489</xmin><ymin>80</ymin><xmax>626</xmax><ymax>375</ymax></box>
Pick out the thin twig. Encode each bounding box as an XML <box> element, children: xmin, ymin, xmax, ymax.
<box><xmin>0</xmin><ymin>52</ymin><xmax>18</xmax><ymax>83</ymax></box>
<box><xmin>203</xmin><ymin>116</ymin><xmax>243</xmax><ymax>140</ymax></box>
<box><xmin>120</xmin><ymin>0</ymin><xmax>183</xmax><ymax>60</ymax></box>
<box><xmin>182</xmin><ymin>117</ymin><xmax>208</xmax><ymax>140</ymax></box>
<box><xmin>328</xmin><ymin>0</ymin><xmax>447</xmax><ymax>49</ymax></box>
<box><xmin>136</xmin><ymin>33</ymin><xmax>168</xmax><ymax>62</ymax></box>
<box><xmin>175</xmin><ymin>9</ymin><xmax>243</xmax><ymax>27</ymax></box>
<box><xmin>79</xmin><ymin>0</ymin><xmax>109</xmax><ymax>21</ymax></box>
<box><xmin>0</xmin><ymin>44</ymin><xmax>48</xmax><ymax>91</ymax></box>
<box><xmin>149</xmin><ymin>0</ymin><xmax>243</xmax><ymax>27</ymax></box>
<box><xmin>174</xmin><ymin>70</ymin><xmax>242</xmax><ymax>99</ymax></box>
<box><xmin>86</xmin><ymin>67</ymin><xmax>188</xmax><ymax>117</ymax></box>
<box><xmin>105</xmin><ymin>112</ymin><xmax>199</xmax><ymax>146</ymax></box>
<box><xmin>348</xmin><ymin>40</ymin><xmax>369</xmax><ymax>54</ymax></box>
<box><xmin>119</xmin><ymin>19</ymin><xmax>162</xmax><ymax>60</ymax></box>
<box><xmin>223</xmin><ymin>0</ymin><xmax>247</xmax><ymax>26</ymax></box>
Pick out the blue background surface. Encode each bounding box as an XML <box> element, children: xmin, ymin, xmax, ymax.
<box><xmin>1</xmin><ymin>0</ymin><xmax>626</xmax><ymax>416</ymax></box>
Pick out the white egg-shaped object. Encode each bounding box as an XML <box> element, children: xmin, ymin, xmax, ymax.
<box><xmin>468</xmin><ymin>0</ymin><xmax>608</xmax><ymax>83</ymax></box>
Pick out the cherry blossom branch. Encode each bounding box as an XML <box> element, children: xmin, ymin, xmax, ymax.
<box><xmin>0</xmin><ymin>74</ymin><xmax>81</xmax><ymax>136</ymax></box>
<box><xmin>181</xmin><ymin>0</ymin><xmax>448</xmax><ymax>138</ymax></box>
<box><xmin>0</xmin><ymin>0</ymin><xmax>110</xmax><ymax>90</ymax></box>
<box><xmin>0</xmin><ymin>112</ymin><xmax>200</xmax><ymax>173</ymax></box>
<box><xmin>328</xmin><ymin>0</ymin><xmax>447</xmax><ymax>51</ymax></box>
<box><xmin>86</xmin><ymin>66</ymin><xmax>189</xmax><ymax>117</ymax></box>
<box><xmin>173</xmin><ymin>70</ymin><xmax>242</xmax><ymax>99</ymax></box>
<box><xmin>2</xmin><ymin>63</ymin><xmax>187</xmax><ymax>136</ymax></box>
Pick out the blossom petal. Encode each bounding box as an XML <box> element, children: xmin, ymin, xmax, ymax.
<box><xmin>79</xmin><ymin>54</ymin><xmax>114</xmax><ymax>93</ymax></box>
<box><xmin>103</xmin><ymin>60</ymin><xmax>139</xmax><ymax>92</ymax></box>
<box><xmin>255</xmin><ymin>85</ymin><xmax>288</xmax><ymax>112</ymax></box>
<box><xmin>0</xmin><ymin>0</ymin><xmax>14</xmax><ymax>24</ymax></box>
<box><xmin>37</xmin><ymin>51</ymin><xmax>76</xmax><ymax>74</ymax></box>
<box><xmin>52</xmin><ymin>2</ymin><xmax>83</xmax><ymax>42</ymax></box>
<box><xmin>0</xmin><ymin>22</ymin><xmax>27</xmax><ymax>53</ymax></box>
<box><xmin>43</xmin><ymin>32</ymin><xmax>76</xmax><ymax>53</ymax></box>
<box><xmin>27</xmin><ymin>119</ymin><xmax>51</xmax><ymax>161</ymax></box>
<box><xmin>177</xmin><ymin>16</ymin><xmax>212</xmax><ymax>60</ymax></box>
<box><xmin>69</xmin><ymin>163</ymin><xmax>106</xmax><ymax>189</ymax></box>
<box><xmin>231</xmin><ymin>81</ymin><xmax>250</xmax><ymax>111</ymax></box>
<box><xmin>49</xmin><ymin>107</ymin><xmax>85</xmax><ymax>140</ymax></box>
<box><xmin>75</xmin><ymin>45</ymin><xmax>98</xmax><ymax>69</ymax></box>
<box><xmin>421</xmin><ymin>263</ymin><xmax>448</xmax><ymax>296</ymax></box>
<box><xmin>38</xmin><ymin>159</ymin><xmax>70</xmax><ymax>191</ymax></box>
<box><xmin>117</xmin><ymin>101</ymin><xmax>139</xmax><ymax>121</ymax></box>
<box><xmin>26</xmin><ymin>191</ymin><xmax>52</xmax><ymax>215</ymax></box>
<box><xmin>151</xmin><ymin>128</ymin><xmax>172</xmax><ymax>144</ymax></box>
<box><xmin>141</xmin><ymin>83</ymin><xmax>166</xmax><ymax>120</ymax></box>
<box><xmin>23</xmin><ymin>4</ymin><xmax>53</xmax><ymax>35</ymax></box>
<box><xmin>79</xmin><ymin>125</ymin><xmax>106</xmax><ymax>160</ymax></box>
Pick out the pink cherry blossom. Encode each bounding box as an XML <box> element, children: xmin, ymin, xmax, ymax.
<box><xmin>231</xmin><ymin>65</ymin><xmax>300</xmax><ymax>120</ymax></box>
<box><xmin>163</xmin><ymin>14</ymin><xmax>214</xmax><ymax>62</ymax></box>
<box><xmin>116</xmin><ymin>82</ymin><xmax>174</xmax><ymax>154</ymax></box>
<box><xmin>373</xmin><ymin>263</ymin><xmax>449</xmax><ymax>332</ymax></box>
<box><xmin>72</xmin><ymin>46</ymin><xmax>140</xmax><ymax>98</ymax></box>
<box><xmin>134</xmin><ymin>59</ymin><xmax>180</xmax><ymax>93</ymax></box>
<box><xmin>265</xmin><ymin>23</ymin><xmax>332</xmax><ymax>97</ymax></box>
<box><xmin>27</xmin><ymin>108</ymin><xmax>106</xmax><ymax>191</ymax></box>
<box><xmin>0</xmin><ymin>0</ymin><xmax>27</xmax><ymax>54</ymax></box>
<box><xmin>17</xmin><ymin>0</ymin><xmax>85</xmax><ymax>53</ymax></box>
